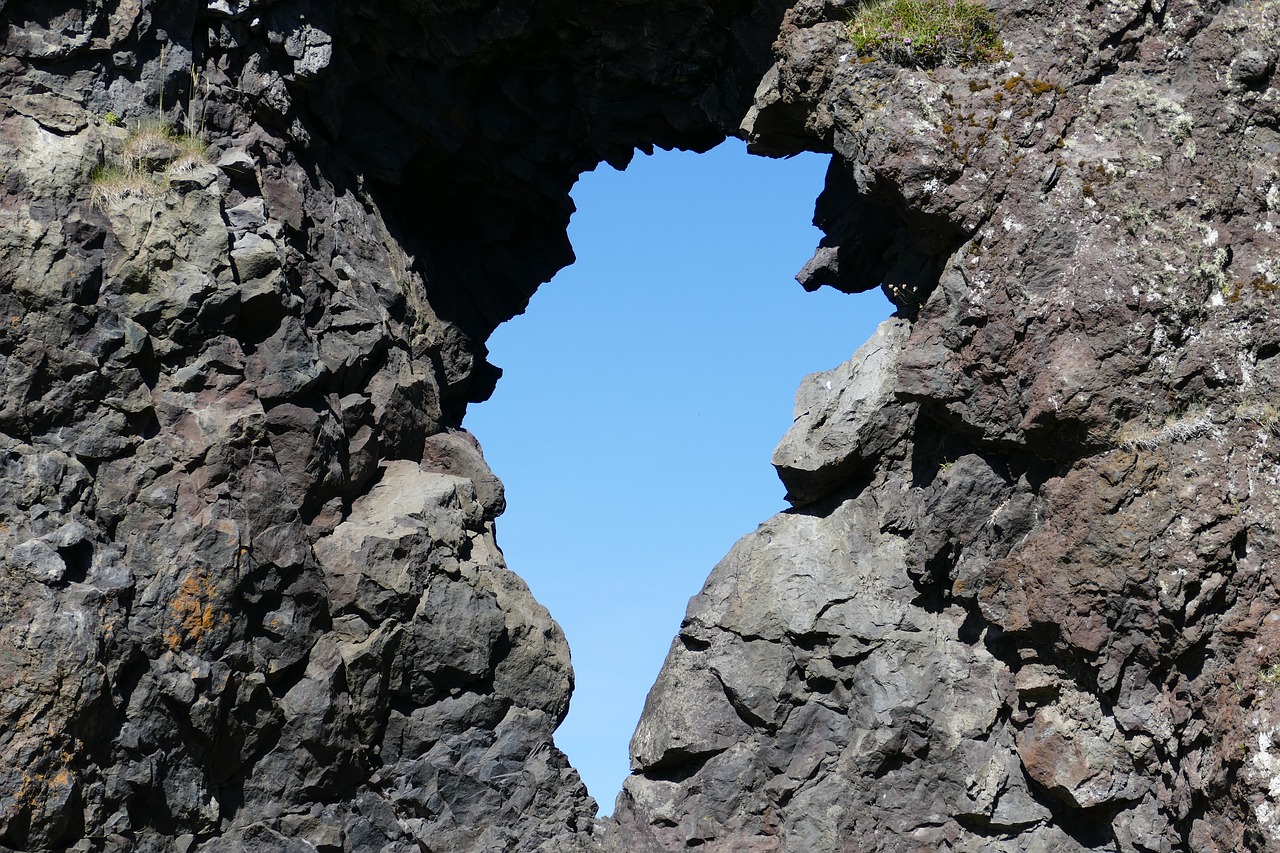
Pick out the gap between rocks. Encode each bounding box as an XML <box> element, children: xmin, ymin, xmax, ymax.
<box><xmin>464</xmin><ymin>139</ymin><xmax>893</xmax><ymax>814</ymax></box>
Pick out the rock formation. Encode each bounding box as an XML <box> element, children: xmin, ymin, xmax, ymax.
<box><xmin>1</xmin><ymin>0</ymin><xmax>1278</xmax><ymax>850</ymax></box>
<box><xmin>613</xmin><ymin>0</ymin><xmax>1280</xmax><ymax>849</ymax></box>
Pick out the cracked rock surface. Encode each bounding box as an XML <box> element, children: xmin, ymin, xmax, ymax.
<box><xmin>0</xmin><ymin>0</ymin><xmax>785</xmax><ymax>849</ymax></box>
<box><xmin>613</xmin><ymin>0</ymin><xmax>1280</xmax><ymax>850</ymax></box>
<box><xmin>3</xmin><ymin>0</ymin><xmax>1280</xmax><ymax>850</ymax></box>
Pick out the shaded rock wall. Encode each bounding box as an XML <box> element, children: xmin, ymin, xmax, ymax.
<box><xmin>2</xmin><ymin>0</ymin><xmax>1279</xmax><ymax>851</ymax></box>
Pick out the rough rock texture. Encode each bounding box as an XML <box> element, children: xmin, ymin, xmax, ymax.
<box><xmin>0</xmin><ymin>0</ymin><xmax>787</xmax><ymax>850</ymax></box>
<box><xmin>612</xmin><ymin>0</ymin><xmax>1280</xmax><ymax>850</ymax></box>
<box><xmin>3</xmin><ymin>0</ymin><xmax>1280</xmax><ymax>850</ymax></box>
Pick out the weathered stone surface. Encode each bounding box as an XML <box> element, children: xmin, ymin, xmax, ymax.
<box><xmin>3</xmin><ymin>0</ymin><xmax>1280</xmax><ymax>849</ymax></box>
<box><xmin>613</xmin><ymin>0</ymin><xmax>1280</xmax><ymax>850</ymax></box>
<box><xmin>0</xmin><ymin>0</ymin><xmax>789</xmax><ymax>849</ymax></box>
<box><xmin>771</xmin><ymin>317</ymin><xmax>911</xmax><ymax>504</ymax></box>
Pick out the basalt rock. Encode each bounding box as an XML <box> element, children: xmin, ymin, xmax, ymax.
<box><xmin>614</xmin><ymin>0</ymin><xmax>1280</xmax><ymax>850</ymax></box>
<box><xmin>0</xmin><ymin>0</ymin><xmax>788</xmax><ymax>849</ymax></box>
<box><xmin>2</xmin><ymin>0</ymin><xmax>1279</xmax><ymax>851</ymax></box>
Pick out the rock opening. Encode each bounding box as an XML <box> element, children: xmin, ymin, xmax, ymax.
<box><xmin>467</xmin><ymin>140</ymin><xmax>892</xmax><ymax>812</ymax></box>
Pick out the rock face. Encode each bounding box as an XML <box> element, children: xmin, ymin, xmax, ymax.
<box><xmin>0</xmin><ymin>0</ymin><xmax>786</xmax><ymax>849</ymax></box>
<box><xmin>1</xmin><ymin>0</ymin><xmax>1278</xmax><ymax>851</ymax></box>
<box><xmin>613</xmin><ymin>0</ymin><xmax>1280</xmax><ymax>850</ymax></box>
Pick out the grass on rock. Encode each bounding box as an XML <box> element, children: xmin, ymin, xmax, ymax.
<box><xmin>90</xmin><ymin>120</ymin><xmax>208</xmax><ymax>209</ymax></box>
<box><xmin>847</xmin><ymin>0</ymin><xmax>1009</xmax><ymax>68</ymax></box>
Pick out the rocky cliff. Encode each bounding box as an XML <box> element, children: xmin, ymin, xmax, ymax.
<box><xmin>1</xmin><ymin>0</ymin><xmax>1278</xmax><ymax>851</ymax></box>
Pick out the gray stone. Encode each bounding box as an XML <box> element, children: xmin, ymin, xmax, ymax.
<box><xmin>771</xmin><ymin>317</ymin><xmax>911</xmax><ymax>505</ymax></box>
<box><xmin>225</xmin><ymin>197</ymin><xmax>268</xmax><ymax>233</ymax></box>
<box><xmin>1231</xmin><ymin>48</ymin><xmax>1272</xmax><ymax>83</ymax></box>
<box><xmin>231</xmin><ymin>232</ymin><xmax>282</xmax><ymax>281</ymax></box>
<box><xmin>8</xmin><ymin>537</ymin><xmax>66</xmax><ymax>583</ymax></box>
<box><xmin>216</xmin><ymin>148</ymin><xmax>257</xmax><ymax>176</ymax></box>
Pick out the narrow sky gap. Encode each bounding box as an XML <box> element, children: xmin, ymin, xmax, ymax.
<box><xmin>465</xmin><ymin>139</ymin><xmax>892</xmax><ymax>814</ymax></box>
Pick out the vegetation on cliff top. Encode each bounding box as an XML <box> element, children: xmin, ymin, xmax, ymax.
<box><xmin>847</xmin><ymin>0</ymin><xmax>1009</xmax><ymax>68</ymax></box>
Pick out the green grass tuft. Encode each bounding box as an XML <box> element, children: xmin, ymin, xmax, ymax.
<box><xmin>847</xmin><ymin>0</ymin><xmax>1010</xmax><ymax>68</ymax></box>
<box><xmin>88</xmin><ymin>164</ymin><xmax>164</xmax><ymax>209</ymax></box>
<box><xmin>89</xmin><ymin>120</ymin><xmax>208</xmax><ymax>209</ymax></box>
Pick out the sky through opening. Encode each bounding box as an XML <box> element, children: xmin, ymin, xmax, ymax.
<box><xmin>465</xmin><ymin>139</ymin><xmax>892</xmax><ymax>815</ymax></box>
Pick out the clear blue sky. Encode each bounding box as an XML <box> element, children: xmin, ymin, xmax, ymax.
<box><xmin>465</xmin><ymin>139</ymin><xmax>891</xmax><ymax>814</ymax></box>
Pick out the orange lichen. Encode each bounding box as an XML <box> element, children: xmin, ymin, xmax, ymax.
<box><xmin>9</xmin><ymin>756</ymin><xmax>75</xmax><ymax>820</ymax></box>
<box><xmin>1224</xmin><ymin>275</ymin><xmax>1279</xmax><ymax>303</ymax></box>
<box><xmin>997</xmin><ymin>74</ymin><xmax>1064</xmax><ymax>99</ymax></box>
<box><xmin>164</xmin><ymin>568</ymin><xmax>225</xmax><ymax>650</ymax></box>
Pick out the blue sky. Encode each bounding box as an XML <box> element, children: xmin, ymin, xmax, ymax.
<box><xmin>465</xmin><ymin>139</ymin><xmax>891</xmax><ymax>814</ymax></box>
